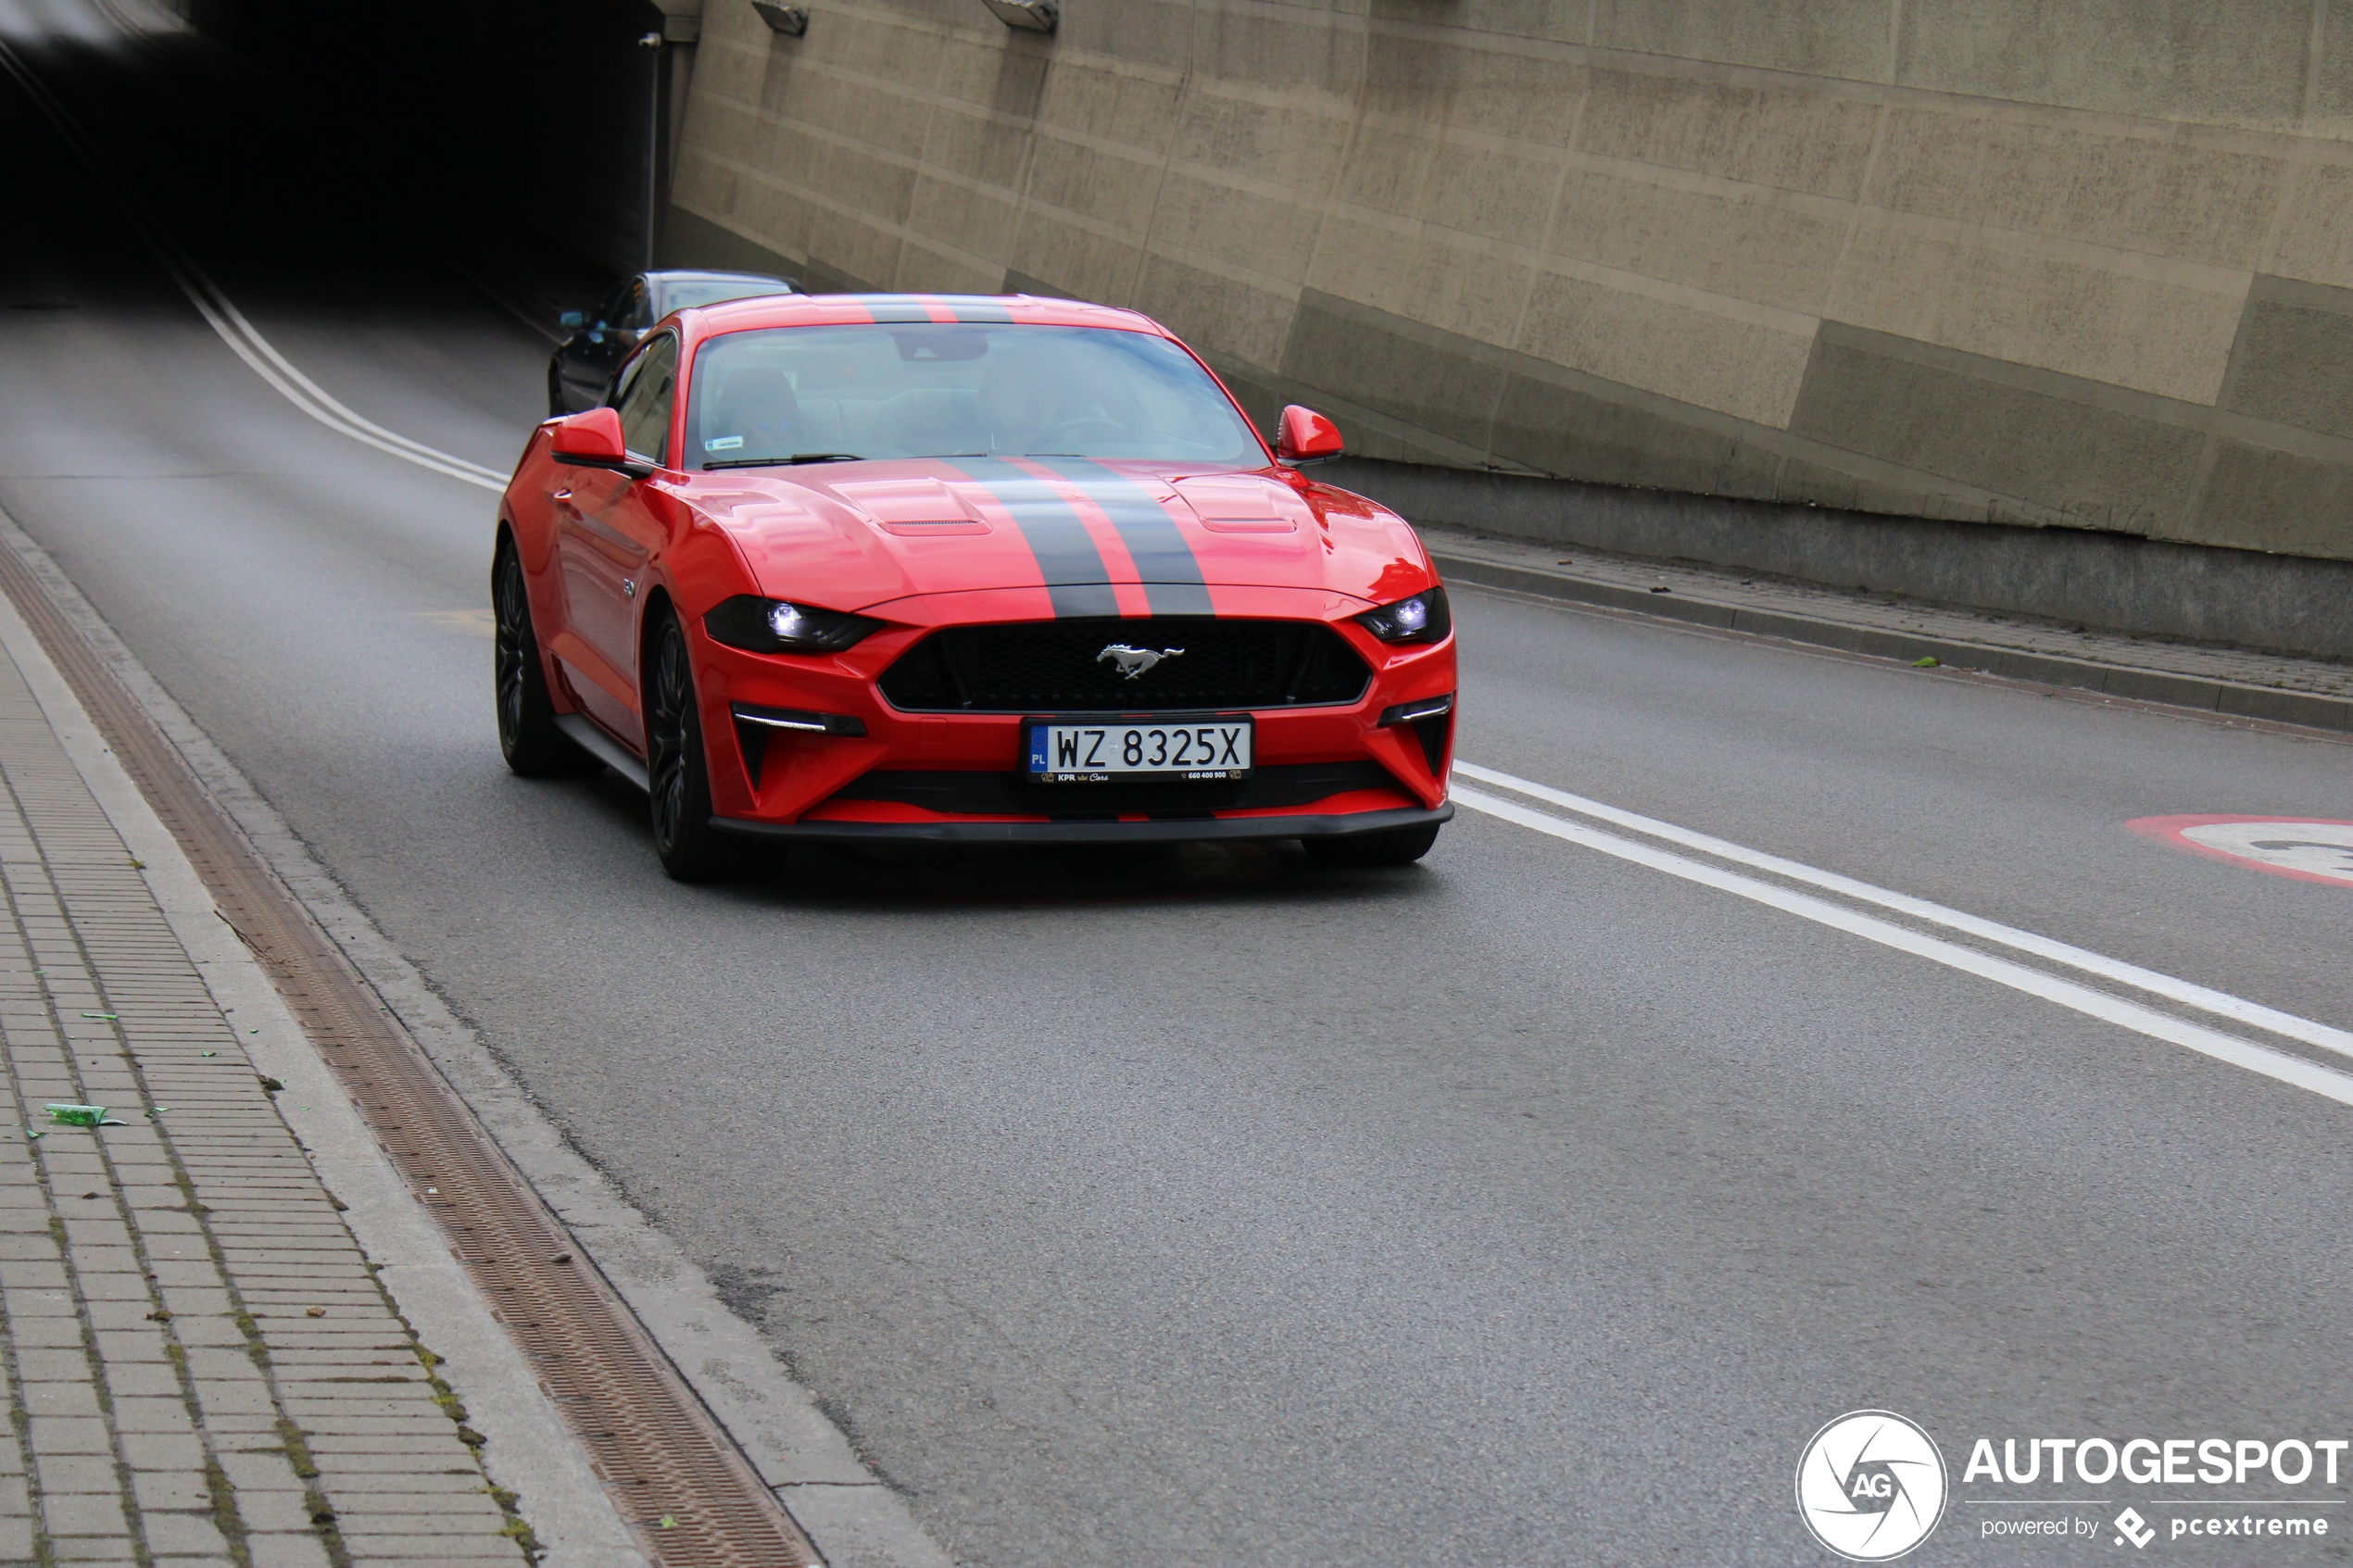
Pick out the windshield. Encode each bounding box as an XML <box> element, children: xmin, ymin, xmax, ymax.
<box><xmin>661</xmin><ymin>278</ymin><xmax>795</xmax><ymax>312</ymax></box>
<box><xmin>685</xmin><ymin>323</ymin><xmax>1265</xmax><ymax>470</ymax></box>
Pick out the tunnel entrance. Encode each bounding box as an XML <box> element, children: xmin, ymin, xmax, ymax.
<box><xmin>170</xmin><ymin>0</ymin><xmax>682</xmax><ymax>279</ymax></box>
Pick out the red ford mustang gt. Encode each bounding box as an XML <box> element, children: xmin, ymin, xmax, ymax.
<box><xmin>492</xmin><ymin>293</ymin><xmax>1455</xmax><ymax>880</ymax></box>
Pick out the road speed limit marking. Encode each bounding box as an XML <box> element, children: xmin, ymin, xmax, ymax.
<box><xmin>2127</xmin><ymin>815</ymin><xmax>2353</xmax><ymax>888</ymax></box>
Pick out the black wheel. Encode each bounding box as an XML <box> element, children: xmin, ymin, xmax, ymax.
<box><xmin>645</xmin><ymin>610</ymin><xmax>738</xmax><ymax>881</ymax></box>
<box><xmin>494</xmin><ymin>543</ymin><xmax>596</xmax><ymax>778</ymax></box>
<box><xmin>1302</xmin><ymin>822</ymin><xmax>1441</xmax><ymax>868</ymax></box>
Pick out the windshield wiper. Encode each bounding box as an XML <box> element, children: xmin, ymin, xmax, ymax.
<box><xmin>702</xmin><ymin>453</ymin><xmax>863</xmax><ymax>470</ymax></box>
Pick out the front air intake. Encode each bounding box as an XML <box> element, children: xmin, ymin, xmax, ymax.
<box><xmin>878</xmin><ymin>618</ymin><xmax>1371</xmax><ymax>713</ymax></box>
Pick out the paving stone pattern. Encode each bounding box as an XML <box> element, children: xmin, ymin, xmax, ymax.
<box><xmin>0</xmin><ymin>644</ymin><xmax>528</xmax><ymax>1566</ymax></box>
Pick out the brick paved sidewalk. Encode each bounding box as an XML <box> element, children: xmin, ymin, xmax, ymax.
<box><xmin>0</xmin><ymin>640</ymin><xmax>530</xmax><ymax>1563</ymax></box>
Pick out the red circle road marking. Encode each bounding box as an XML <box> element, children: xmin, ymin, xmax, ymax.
<box><xmin>2126</xmin><ymin>815</ymin><xmax>2353</xmax><ymax>888</ymax></box>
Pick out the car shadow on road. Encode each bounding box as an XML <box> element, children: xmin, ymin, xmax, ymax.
<box><xmin>562</xmin><ymin>771</ymin><xmax>1449</xmax><ymax>911</ymax></box>
<box><xmin>776</xmin><ymin>838</ymin><xmax>1442</xmax><ymax>909</ymax></box>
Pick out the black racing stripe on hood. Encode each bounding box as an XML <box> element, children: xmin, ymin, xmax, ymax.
<box><xmin>1031</xmin><ymin>458</ymin><xmax>1214</xmax><ymax>617</ymax></box>
<box><xmin>842</xmin><ymin>295</ymin><xmax>935</xmax><ymax>323</ymax></box>
<box><xmin>943</xmin><ymin>458</ymin><xmax>1120</xmax><ymax>618</ymax></box>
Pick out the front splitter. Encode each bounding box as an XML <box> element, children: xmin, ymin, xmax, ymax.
<box><xmin>711</xmin><ymin>801</ymin><xmax>1453</xmax><ymax>845</ymax></box>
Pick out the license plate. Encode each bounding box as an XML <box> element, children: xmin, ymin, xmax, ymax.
<box><xmin>1026</xmin><ymin>718</ymin><xmax>1252</xmax><ymax>781</ymax></box>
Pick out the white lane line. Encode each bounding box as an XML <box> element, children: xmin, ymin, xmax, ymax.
<box><xmin>84</xmin><ymin>0</ymin><xmax>571</xmax><ymax>356</ymax></box>
<box><xmin>0</xmin><ymin>37</ymin><xmax>509</xmax><ymax>493</ymax></box>
<box><xmin>195</xmin><ymin>290</ymin><xmax>510</xmax><ymax>486</ymax></box>
<box><xmin>1455</xmin><ymin>759</ymin><xmax>2353</xmax><ymax>1061</ymax></box>
<box><xmin>1450</xmin><ymin>783</ymin><xmax>2353</xmax><ymax>1110</ymax></box>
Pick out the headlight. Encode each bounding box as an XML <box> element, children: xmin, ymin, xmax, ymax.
<box><xmin>703</xmin><ymin>595</ymin><xmax>882</xmax><ymax>653</ymax></box>
<box><xmin>1353</xmin><ymin>585</ymin><xmax>1450</xmax><ymax>645</ymax></box>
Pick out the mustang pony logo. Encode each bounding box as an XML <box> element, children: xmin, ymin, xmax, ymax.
<box><xmin>1097</xmin><ymin>644</ymin><xmax>1185</xmax><ymax>680</ymax></box>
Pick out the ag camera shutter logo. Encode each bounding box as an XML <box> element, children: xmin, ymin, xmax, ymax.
<box><xmin>1797</xmin><ymin>1411</ymin><xmax>1949</xmax><ymax>1561</ymax></box>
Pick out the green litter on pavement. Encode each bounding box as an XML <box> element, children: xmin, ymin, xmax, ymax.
<box><xmin>80</xmin><ymin>1012</ymin><xmax>118</xmax><ymax>1021</ymax></box>
<box><xmin>44</xmin><ymin>1104</ymin><xmax>123</xmax><ymax>1128</ymax></box>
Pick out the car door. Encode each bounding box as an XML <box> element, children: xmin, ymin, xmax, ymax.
<box><xmin>554</xmin><ymin>333</ymin><xmax>679</xmax><ymax>742</ymax></box>
<box><xmin>558</xmin><ymin>276</ymin><xmax>648</xmax><ymax>412</ymax></box>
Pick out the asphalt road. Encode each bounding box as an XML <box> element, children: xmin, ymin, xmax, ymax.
<box><xmin>5</xmin><ymin>6</ymin><xmax>2352</xmax><ymax>1563</ymax></box>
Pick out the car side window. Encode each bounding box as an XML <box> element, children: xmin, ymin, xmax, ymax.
<box><xmin>595</xmin><ymin>280</ymin><xmax>634</xmax><ymax>331</ymax></box>
<box><xmin>613</xmin><ymin>335</ymin><xmax>679</xmax><ymax>465</ymax></box>
<box><xmin>605</xmin><ymin>342</ymin><xmax>648</xmax><ymax>410</ymax></box>
<box><xmin>624</xmin><ymin>278</ymin><xmax>656</xmax><ymax>331</ymax></box>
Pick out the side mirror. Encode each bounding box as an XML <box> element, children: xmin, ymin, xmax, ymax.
<box><xmin>550</xmin><ymin>408</ymin><xmax>629</xmax><ymax>466</ymax></box>
<box><xmin>559</xmin><ymin>310</ymin><xmax>585</xmax><ymax>330</ymax></box>
<box><xmin>1275</xmin><ymin>405</ymin><xmax>1344</xmax><ymax>465</ymax></box>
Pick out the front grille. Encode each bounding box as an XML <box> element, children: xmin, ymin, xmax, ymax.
<box><xmin>834</xmin><ymin>760</ymin><xmax>1403</xmax><ymax>819</ymax></box>
<box><xmin>878</xmin><ymin>618</ymin><xmax>1370</xmax><ymax>713</ymax></box>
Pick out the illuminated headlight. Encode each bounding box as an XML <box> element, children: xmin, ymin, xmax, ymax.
<box><xmin>703</xmin><ymin>595</ymin><xmax>882</xmax><ymax>653</ymax></box>
<box><xmin>1353</xmin><ymin>586</ymin><xmax>1450</xmax><ymax>645</ymax></box>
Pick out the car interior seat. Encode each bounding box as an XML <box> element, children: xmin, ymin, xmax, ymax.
<box><xmin>867</xmin><ymin>388</ymin><xmax>987</xmax><ymax>458</ymax></box>
<box><xmin>702</xmin><ymin>368</ymin><xmax>805</xmax><ymax>461</ymax></box>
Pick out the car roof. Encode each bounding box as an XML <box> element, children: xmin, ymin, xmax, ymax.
<box><xmin>648</xmin><ymin>269</ymin><xmax>796</xmax><ymax>285</ymax></box>
<box><xmin>683</xmin><ymin>292</ymin><xmax>1166</xmax><ymax>335</ymax></box>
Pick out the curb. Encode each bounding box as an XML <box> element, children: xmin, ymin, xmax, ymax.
<box><xmin>1433</xmin><ymin>552</ymin><xmax>2353</xmax><ymax>736</ymax></box>
<box><xmin>0</xmin><ymin>504</ymin><xmax>956</xmax><ymax>1568</ymax></box>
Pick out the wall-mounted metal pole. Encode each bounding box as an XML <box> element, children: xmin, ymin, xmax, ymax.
<box><xmin>638</xmin><ymin>30</ymin><xmax>663</xmax><ymax>269</ymax></box>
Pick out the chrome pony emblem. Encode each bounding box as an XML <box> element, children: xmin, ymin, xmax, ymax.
<box><xmin>1097</xmin><ymin>644</ymin><xmax>1185</xmax><ymax>680</ymax></box>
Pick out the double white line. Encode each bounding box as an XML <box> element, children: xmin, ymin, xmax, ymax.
<box><xmin>0</xmin><ymin>36</ymin><xmax>508</xmax><ymax>494</ymax></box>
<box><xmin>1451</xmin><ymin>761</ymin><xmax>2353</xmax><ymax>1110</ymax></box>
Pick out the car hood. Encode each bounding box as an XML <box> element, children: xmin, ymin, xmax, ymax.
<box><xmin>684</xmin><ymin>457</ymin><xmax>1433</xmax><ymax>614</ymax></box>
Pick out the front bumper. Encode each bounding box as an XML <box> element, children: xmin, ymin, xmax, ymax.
<box><xmin>711</xmin><ymin>802</ymin><xmax>1453</xmax><ymax>846</ymax></box>
<box><xmin>694</xmin><ymin>589</ymin><xmax>1457</xmax><ymax>830</ymax></box>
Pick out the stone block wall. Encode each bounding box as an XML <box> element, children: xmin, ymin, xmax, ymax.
<box><xmin>665</xmin><ymin>0</ymin><xmax>2353</xmax><ymax>563</ymax></box>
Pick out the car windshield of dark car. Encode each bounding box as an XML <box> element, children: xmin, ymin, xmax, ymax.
<box><xmin>685</xmin><ymin>323</ymin><xmax>1263</xmax><ymax>469</ymax></box>
<box><xmin>661</xmin><ymin>279</ymin><xmax>795</xmax><ymax>312</ymax></box>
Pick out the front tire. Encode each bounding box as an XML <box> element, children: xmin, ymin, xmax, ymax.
<box><xmin>645</xmin><ymin>609</ymin><xmax>737</xmax><ymax>881</ymax></box>
<box><xmin>1302</xmin><ymin>822</ymin><xmax>1441</xmax><ymax>868</ymax></box>
<box><xmin>494</xmin><ymin>543</ymin><xmax>596</xmax><ymax>778</ymax></box>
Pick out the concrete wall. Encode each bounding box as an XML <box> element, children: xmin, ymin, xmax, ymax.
<box><xmin>663</xmin><ymin>0</ymin><xmax>2353</xmax><ymax>565</ymax></box>
<box><xmin>1331</xmin><ymin>457</ymin><xmax>2353</xmax><ymax>661</ymax></box>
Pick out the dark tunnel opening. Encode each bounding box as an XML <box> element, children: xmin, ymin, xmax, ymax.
<box><xmin>170</xmin><ymin>0</ymin><xmax>678</xmax><ymax>282</ymax></box>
